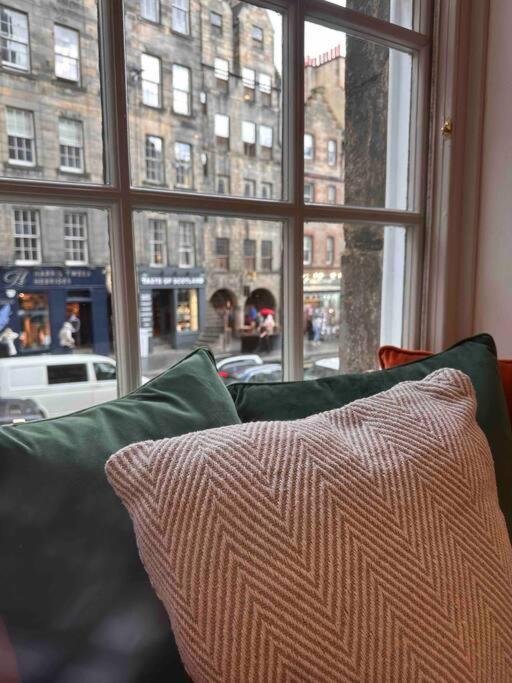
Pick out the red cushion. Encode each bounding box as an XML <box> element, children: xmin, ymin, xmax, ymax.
<box><xmin>0</xmin><ymin>619</ymin><xmax>20</xmax><ymax>683</ymax></box>
<box><xmin>378</xmin><ymin>345</ymin><xmax>512</xmax><ymax>425</ymax></box>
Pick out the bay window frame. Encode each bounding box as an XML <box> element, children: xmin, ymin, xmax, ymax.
<box><xmin>0</xmin><ymin>0</ymin><xmax>438</xmax><ymax>396</ymax></box>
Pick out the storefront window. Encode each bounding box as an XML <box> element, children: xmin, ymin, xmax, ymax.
<box><xmin>176</xmin><ymin>289</ymin><xmax>198</xmax><ymax>332</ymax></box>
<box><xmin>17</xmin><ymin>292</ymin><xmax>51</xmax><ymax>351</ymax></box>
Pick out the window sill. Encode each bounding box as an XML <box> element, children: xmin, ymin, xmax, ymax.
<box><xmin>4</xmin><ymin>162</ymin><xmax>42</xmax><ymax>172</ymax></box>
<box><xmin>57</xmin><ymin>169</ymin><xmax>91</xmax><ymax>180</ymax></box>
<box><xmin>142</xmin><ymin>180</ymin><xmax>168</xmax><ymax>188</ymax></box>
<box><xmin>170</xmin><ymin>29</ymin><xmax>192</xmax><ymax>40</ymax></box>
<box><xmin>1</xmin><ymin>66</ymin><xmax>33</xmax><ymax>78</ymax></box>
<box><xmin>53</xmin><ymin>78</ymin><xmax>84</xmax><ymax>91</ymax></box>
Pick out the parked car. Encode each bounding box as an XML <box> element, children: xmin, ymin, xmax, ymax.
<box><xmin>216</xmin><ymin>354</ymin><xmax>263</xmax><ymax>384</ymax></box>
<box><xmin>0</xmin><ymin>397</ymin><xmax>46</xmax><ymax>426</ymax></box>
<box><xmin>233</xmin><ymin>363</ymin><xmax>282</xmax><ymax>384</ymax></box>
<box><xmin>304</xmin><ymin>356</ymin><xmax>341</xmax><ymax>380</ymax></box>
<box><xmin>0</xmin><ymin>354</ymin><xmax>122</xmax><ymax>419</ymax></box>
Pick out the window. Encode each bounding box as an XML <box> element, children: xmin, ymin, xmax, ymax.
<box><xmin>261</xmin><ymin>240</ymin><xmax>273</xmax><ymax>271</ymax></box>
<box><xmin>252</xmin><ymin>25</ymin><xmax>263</xmax><ymax>46</ymax></box>
<box><xmin>304</xmin><ymin>183</ymin><xmax>314</xmax><ymax>203</ymax></box>
<box><xmin>171</xmin><ymin>0</ymin><xmax>189</xmax><ymax>35</ymax></box>
<box><xmin>214</xmin><ymin>57</ymin><xmax>229</xmax><ymax>81</ymax></box>
<box><xmin>59</xmin><ymin>119</ymin><xmax>84</xmax><ymax>172</ymax></box>
<box><xmin>48</xmin><ymin>364</ymin><xmax>88</xmax><ymax>384</ymax></box>
<box><xmin>141</xmin><ymin>0</ymin><xmax>159</xmax><ymax>22</ymax></box>
<box><xmin>326</xmin><ymin>236</ymin><xmax>334</xmax><ymax>266</ymax></box>
<box><xmin>149</xmin><ymin>218</ymin><xmax>167</xmax><ymax>266</ymax></box>
<box><xmin>174</xmin><ymin>142</ymin><xmax>192</xmax><ymax>187</ymax></box>
<box><xmin>242</xmin><ymin>121</ymin><xmax>256</xmax><ymax>157</ymax></box>
<box><xmin>215</xmin><ymin>237</ymin><xmax>229</xmax><ymax>271</ymax></box>
<box><xmin>178</xmin><ymin>221</ymin><xmax>195</xmax><ymax>267</ymax></box>
<box><xmin>16</xmin><ymin>293</ymin><xmax>50</xmax><ymax>352</ymax></box>
<box><xmin>327</xmin><ymin>185</ymin><xmax>336</xmax><ymax>204</ymax></box>
<box><xmin>6</xmin><ymin>108</ymin><xmax>35</xmax><ymax>166</ymax></box>
<box><xmin>13</xmin><ymin>209</ymin><xmax>40</xmax><ymax>264</ymax></box>
<box><xmin>259</xmin><ymin>73</ymin><xmax>272</xmax><ymax>106</ymax></box>
<box><xmin>303</xmin><ymin>235</ymin><xmax>313</xmax><ymax>266</ymax></box>
<box><xmin>54</xmin><ymin>25</ymin><xmax>80</xmax><ymax>82</ymax></box>
<box><xmin>210</xmin><ymin>11</ymin><xmax>222</xmax><ymax>32</ymax></box>
<box><xmin>64</xmin><ymin>212</ymin><xmax>88</xmax><ymax>264</ymax></box>
<box><xmin>261</xmin><ymin>182</ymin><xmax>273</xmax><ymax>199</ymax></box>
<box><xmin>145</xmin><ymin>135</ymin><xmax>164</xmax><ymax>184</ymax></box>
<box><xmin>217</xmin><ymin>175</ymin><xmax>230</xmax><ymax>194</ymax></box>
<box><xmin>243</xmin><ymin>179</ymin><xmax>256</xmax><ymax>197</ymax></box>
<box><xmin>215</xmin><ymin>114</ymin><xmax>230</xmax><ymax>151</ymax></box>
<box><xmin>141</xmin><ymin>54</ymin><xmax>161</xmax><ymax>107</ymax></box>
<box><xmin>304</xmin><ymin>133</ymin><xmax>314</xmax><ymax>160</ymax></box>
<box><xmin>259</xmin><ymin>124</ymin><xmax>273</xmax><ymax>159</ymax></box>
<box><xmin>0</xmin><ymin>7</ymin><xmax>29</xmax><ymax>71</ymax></box>
<box><xmin>94</xmin><ymin>362</ymin><xmax>116</xmax><ymax>381</ymax></box>
<box><xmin>172</xmin><ymin>64</ymin><xmax>191</xmax><ymax>115</ymax></box>
<box><xmin>327</xmin><ymin>139</ymin><xmax>337</xmax><ymax>166</ymax></box>
<box><xmin>244</xmin><ymin>239</ymin><xmax>256</xmax><ymax>271</ymax></box>
<box><xmin>242</xmin><ymin>67</ymin><xmax>255</xmax><ymax>102</ymax></box>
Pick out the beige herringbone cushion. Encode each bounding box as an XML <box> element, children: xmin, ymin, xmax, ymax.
<box><xmin>106</xmin><ymin>369</ymin><xmax>512</xmax><ymax>682</ymax></box>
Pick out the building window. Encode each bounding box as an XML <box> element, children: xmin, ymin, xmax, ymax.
<box><xmin>326</xmin><ymin>236</ymin><xmax>334</xmax><ymax>266</ymax></box>
<box><xmin>54</xmin><ymin>25</ymin><xmax>80</xmax><ymax>82</ymax></box>
<box><xmin>141</xmin><ymin>54</ymin><xmax>161</xmax><ymax>107</ymax></box>
<box><xmin>175</xmin><ymin>141</ymin><xmax>192</xmax><ymax>188</ymax></box>
<box><xmin>259</xmin><ymin>124</ymin><xmax>273</xmax><ymax>160</ymax></box>
<box><xmin>242</xmin><ymin>67</ymin><xmax>255</xmax><ymax>102</ymax></box>
<box><xmin>149</xmin><ymin>218</ymin><xmax>167</xmax><ymax>266</ymax></box>
<box><xmin>217</xmin><ymin>175</ymin><xmax>230</xmax><ymax>194</ymax></box>
<box><xmin>141</xmin><ymin>0</ymin><xmax>159</xmax><ymax>22</ymax></box>
<box><xmin>304</xmin><ymin>183</ymin><xmax>314</xmax><ymax>203</ymax></box>
<box><xmin>304</xmin><ymin>133</ymin><xmax>314</xmax><ymax>160</ymax></box>
<box><xmin>252</xmin><ymin>25</ymin><xmax>263</xmax><ymax>47</ymax></box>
<box><xmin>327</xmin><ymin>139</ymin><xmax>337</xmax><ymax>166</ymax></box>
<box><xmin>259</xmin><ymin>73</ymin><xmax>272</xmax><ymax>106</ymax></box>
<box><xmin>214</xmin><ymin>57</ymin><xmax>229</xmax><ymax>81</ymax></box>
<box><xmin>215</xmin><ymin>114</ymin><xmax>230</xmax><ymax>151</ymax></box>
<box><xmin>171</xmin><ymin>0</ymin><xmax>189</xmax><ymax>35</ymax></box>
<box><xmin>215</xmin><ymin>237</ymin><xmax>229</xmax><ymax>271</ymax></box>
<box><xmin>13</xmin><ymin>208</ymin><xmax>40</xmax><ymax>264</ymax></box>
<box><xmin>176</xmin><ymin>289</ymin><xmax>198</xmax><ymax>332</ymax></box>
<box><xmin>261</xmin><ymin>182</ymin><xmax>273</xmax><ymax>199</ymax></box>
<box><xmin>145</xmin><ymin>135</ymin><xmax>164</xmax><ymax>184</ymax></box>
<box><xmin>178</xmin><ymin>221</ymin><xmax>195</xmax><ymax>267</ymax></box>
<box><xmin>244</xmin><ymin>239</ymin><xmax>256</xmax><ymax>271</ymax></box>
<box><xmin>327</xmin><ymin>185</ymin><xmax>336</xmax><ymax>204</ymax></box>
<box><xmin>243</xmin><ymin>179</ymin><xmax>256</xmax><ymax>197</ymax></box>
<box><xmin>6</xmin><ymin>108</ymin><xmax>35</xmax><ymax>166</ymax></box>
<box><xmin>172</xmin><ymin>64</ymin><xmax>191</xmax><ymax>115</ymax></box>
<box><xmin>210</xmin><ymin>11</ymin><xmax>222</xmax><ymax>33</ymax></box>
<box><xmin>261</xmin><ymin>240</ymin><xmax>273</xmax><ymax>271</ymax></box>
<box><xmin>59</xmin><ymin>118</ymin><xmax>84</xmax><ymax>172</ymax></box>
<box><xmin>303</xmin><ymin>235</ymin><xmax>313</xmax><ymax>266</ymax></box>
<box><xmin>64</xmin><ymin>212</ymin><xmax>88</xmax><ymax>265</ymax></box>
<box><xmin>0</xmin><ymin>7</ymin><xmax>29</xmax><ymax>71</ymax></box>
<box><xmin>242</xmin><ymin>121</ymin><xmax>256</xmax><ymax>157</ymax></box>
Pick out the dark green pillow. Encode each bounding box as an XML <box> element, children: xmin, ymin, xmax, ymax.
<box><xmin>1</xmin><ymin>348</ymin><xmax>239</xmax><ymax>682</ymax></box>
<box><xmin>229</xmin><ymin>334</ymin><xmax>512</xmax><ymax>539</ymax></box>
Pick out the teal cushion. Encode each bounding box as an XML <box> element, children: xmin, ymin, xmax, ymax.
<box><xmin>0</xmin><ymin>348</ymin><xmax>239</xmax><ymax>682</ymax></box>
<box><xmin>229</xmin><ymin>334</ymin><xmax>512</xmax><ymax>539</ymax></box>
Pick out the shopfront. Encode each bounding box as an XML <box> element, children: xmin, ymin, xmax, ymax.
<box><xmin>0</xmin><ymin>266</ymin><xmax>110</xmax><ymax>356</ymax></box>
<box><xmin>138</xmin><ymin>267</ymin><xmax>206</xmax><ymax>354</ymax></box>
<box><xmin>303</xmin><ymin>270</ymin><xmax>342</xmax><ymax>342</ymax></box>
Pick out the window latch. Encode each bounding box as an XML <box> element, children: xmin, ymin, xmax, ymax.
<box><xmin>441</xmin><ymin>118</ymin><xmax>453</xmax><ymax>138</ymax></box>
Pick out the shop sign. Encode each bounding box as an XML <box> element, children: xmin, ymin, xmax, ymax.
<box><xmin>139</xmin><ymin>270</ymin><xmax>205</xmax><ymax>288</ymax></box>
<box><xmin>139</xmin><ymin>291</ymin><xmax>153</xmax><ymax>331</ymax></box>
<box><xmin>0</xmin><ymin>266</ymin><xmax>106</xmax><ymax>290</ymax></box>
<box><xmin>303</xmin><ymin>270</ymin><xmax>342</xmax><ymax>288</ymax></box>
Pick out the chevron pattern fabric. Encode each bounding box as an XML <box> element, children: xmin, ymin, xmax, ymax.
<box><xmin>106</xmin><ymin>369</ymin><xmax>512</xmax><ymax>683</ymax></box>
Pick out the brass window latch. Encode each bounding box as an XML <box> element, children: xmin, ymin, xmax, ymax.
<box><xmin>441</xmin><ymin>118</ymin><xmax>453</xmax><ymax>138</ymax></box>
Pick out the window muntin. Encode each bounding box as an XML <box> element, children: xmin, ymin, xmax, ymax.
<box><xmin>304</xmin><ymin>133</ymin><xmax>314</xmax><ymax>160</ymax></box>
<box><xmin>252</xmin><ymin>25</ymin><xmax>263</xmax><ymax>45</ymax></box>
<box><xmin>149</xmin><ymin>218</ymin><xmax>167</xmax><ymax>266</ymax></box>
<box><xmin>6</xmin><ymin>108</ymin><xmax>35</xmax><ymax>166</ymax></box>
<box><xmin>242</xmin><ymin>67</ymin><xmax>255</xmax><ymax>89</ymax></box>
<box><xmin>243</xmin><ymin>238</ymin><xmax>256</xmax><ymax>271</ymax></box>
<box><xmin>174</xmin><ymin>142</ymin><xmax>192</xmax><ymax>188</ymax></box>
<box><xmin>322</xmin><ymin>0</ymin><xmax>415</xmax><ymax>30</ymax></box>
<box><xmin>327</xmin><ymin>139</ymin><xmax>337</xmax><ymax>166</ymax></box>
<box><xmin>64</xmin><ymin>212</ymin><xmax>88</xmax><ymax>264</ymax></box>
<box><xmin>171</xmin><ymin>0</ymin><xmax>189</xmax><ymax>35</ymax></box>
<box><xmin>13</xmin><ymin>208</ymin><xmax>40</xmax><ymax>264</ymax></box>
<box><xmin>210</xmin><ymin>11</ymin><xmax>222</xmax><ymax>31</ymax></box>
<box><xmin>242</xmin><ymin>121</ymin><xmax>256</xmax><ymax>157</ymax></box>
<box><xmin>54</xmin><ymin>25</ymin><xmax>80</xmax><ymax>82</ymax></box>
<box><xmin>178</xmin><ymin>221</ymin><xmax>195</xmax><ymax>267</ymax></box>
<box><xmin>215</xmin><ymin>237</ymin><xmax>229</xmax><ymax>270</ymax></box>
<box><xmin>0</xmin><ymin>6</ymin><xmax>29</xmax><ymax>71</ymax></box>
<box><xmin>172</xmin><ymin>64</ymin><xmax>191</xmax><ymax>115</ymax></box>
<box><xmin>261</xmin><ymin>240</ymin><xmax>273</xmax><ymax>271</ymax></box>
<box><xmin>214</xmin><ymin>57</ymin><xmax>229</xmax><ymax>81</ymax></box>
<box><xmin>259</xmin><ymin>72</ymin><xmax>272</xmax><ymax>106</ymax></box>
<box><xmin>141</xmin><ymin>53</ymin><xmax>161</xmax><ymax>107</ymax></box>
<box><xmin>59</xmin><ymin>118</ymin><xmax>84</xmax><ymax>172</ymax></box>
<box><xmin>145</xmin><ymin>135</ymin><xmax>164</xmax><ymax>184</ymax></box>
<box><xmin>141</xmin><ymin>0</ymin><xmax>159</xmax><ymax>23</ymax></box>
<box><xmin>303</xmin><ymin>235</ymin><xmax>313</xmax><ymax>266</ymax></box>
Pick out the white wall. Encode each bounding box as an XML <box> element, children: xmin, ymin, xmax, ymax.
<box><xmin>473</xmin><ymin>0</ymin><xmax>512</xmax><ymax>355</ymax></box>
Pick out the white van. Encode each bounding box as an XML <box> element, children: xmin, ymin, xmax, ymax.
<box><xmin>0</xmin><ymin>354</ymin><xmax>119</xmax><ymax>419</ymax></box>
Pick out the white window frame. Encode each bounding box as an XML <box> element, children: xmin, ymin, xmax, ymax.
<box><xmin>59</xmin><ymin>118</ymin><xmax>84</xmax><ymax>173</ymax></box>
<box><xmin>6</xmin><ymin>107</ymin><xmax>35</xmax><ymax>167</ymax></box>
<box><xmin>327</xmin><ymin>139</ymin><xmax>337</xmax><ymax>166</ymax></box>
<box><xmin>214</xmin><ymin>113</ymin><xmax>229</xmax><ymax>139</ymax></box>
<box><xmin>141</xmin><ymin>53</ymin><xmax>161</xmax><ymax>108</ymax></box>
<box><xmin>145</xmin><ymin>134</ymin><xmax>164</xmax><ymax>184</ymax></box>
<box><xmin>0</xmin><ymin>0</ymin><xmax>436</xmax><ymax>395</ymax></box>
<box><xmin>242</xmin><ymin>67</ymin><xmax>256</xmax><ymax>89</ymax></box>
<box><xmin>172</xmin><ymin>63</ymin><xmax>191</xmax><ymax>115</ymax></box>
<box><xmin>13</xmin><ymin>208</ymin><xmax>41</xmax><ymax>265</ymax></box>
<box><xmin>0</xmin><ymin>6</ymin><xmax>29</xmax><ymax>71</ymax></box>
<box><xmin>326</xmin><ymin>235</ymin><xmax>334</xmax><ymax>266</ymax></box>
<box><xmin>140</xmin><ymin>0</ymin><xmax>159</xmax><ymax>23</ymax></box>
<box><xmin>174</xmin><ymin>141</ymin><xmax>192</xmax><ymax>188</ymax></box>
<box><xmin>64</xmin><ymin>212</ymin><xmax>88</xmax><ymax>265</ymax></box>
<box><xmin>171</xmin><ymin>0</ymin><xmax>189</xmax><ymax>35</ymax></box>
<box><xmin>303</xmin><ymin>235</ymin><xmax>313</xmax><ymax>267</ymax></box>
<box><xmin>148</xmin><ymin>218</ymin><xmax>167</xmax><ymax>267</ymax></box>
<box><xmin>259</xmin><ymin>124</ymin><xmax>273</xmax><ymax>149</ymax></box>
<box><xmin>178</xmin><ymin>221</ymin><xmax>195</xmax><ymax>267</ymax></box>
<box><xmin>214</xmin><ymin>57</ymin><xmax>229</xmax><ymax>81</ymax></box>
<box><xmin>54</xmin><ymin>24</ymin><xmax>80</xmax><ymax>82</ymax></box>
<box><xmin>304</xmin><ymin>133</ymin><xmax>314</xmax><ymax>160</ymax></box>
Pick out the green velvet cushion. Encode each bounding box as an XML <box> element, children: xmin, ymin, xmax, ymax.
<box><xmin>0</xmin><ymin>348</ymin><xmax>239</xmax><ymax>682</ymax></box>
<box><xmin>229</xmin><ymin>334</ymin><xmax>512</xmax><ymax>539</ymax></box>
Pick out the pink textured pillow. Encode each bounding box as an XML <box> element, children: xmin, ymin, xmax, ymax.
<box><xmin>106</xmin><ymin>369</ymin><xmax>512</xmax><ymax>682</ymax></box>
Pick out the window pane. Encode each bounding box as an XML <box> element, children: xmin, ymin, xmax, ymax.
<box><xmin>0</xmin><ymin>204</ymin><xmax>116</xmax><ymax>420</ymax></box>
<box><xmin>321</xmin><ymin>0</ymin><xmax>416</xmax><ymax>30</ymax></box>
<box><xmin>126</xmin><ymin>2</ymin><xmax>283</xmax><ymax>198</ymax></box>
<box><xmin>0</xmin><ymin>3</ymin><xmax>104</xmax><ymax>183</ymax></box>
<box><xmin>304</xmin><ymin>21</ymin><xmax>413</xmax><ymax>209</ymax></box>
<box><xmin>134</xmin><ymin>211</ymin><xmax>283</xmax><ymax>383</ymax></box>
<box><xmin>303</xmin><ymin>222</ymin><xmax>407</xmax><ymax>378</ymax></box>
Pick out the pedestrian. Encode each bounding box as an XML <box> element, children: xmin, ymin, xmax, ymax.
<box><xmin>59</xmin><ymin>321</ymin><xmax>75</xmax><ymax>352</ymax></box>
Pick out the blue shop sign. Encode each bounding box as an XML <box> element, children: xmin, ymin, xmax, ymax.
<box><xmin>0</xmin><ymin>266</ymin><xmax>108</xmax><ymax>292</ymax></box>
<box><xmin>138</xmin><ymin>266</ymin><xmax>205</xmax><ymax>289</ymax></box>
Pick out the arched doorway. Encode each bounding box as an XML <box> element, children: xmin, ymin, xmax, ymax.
<box><xmin>245</xmin><ymin>288</ymin><xmax>277</xmax><ymax>318</ymax></box>
<box><xmin>210</xmin><ymin>289</ymin><xmax>237</xmax><ymax>313</ymax></box>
